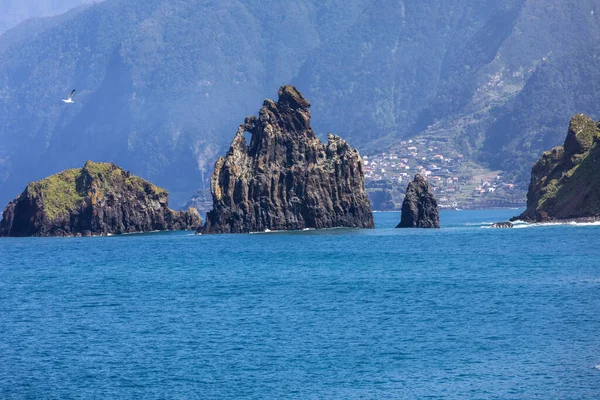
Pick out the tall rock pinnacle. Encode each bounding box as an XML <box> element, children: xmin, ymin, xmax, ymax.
<box><xmin>397</xmin><ymin>174</ymin><xmax>440</xmax><ymax>229</ymax></box>
<box><xmin>201</xmin><ymin>85</ymin><xmax>374</xmax><ymax>234</ymax></box>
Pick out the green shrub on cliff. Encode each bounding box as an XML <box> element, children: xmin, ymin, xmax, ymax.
<box><xmin>27</xmin><ymin>169</ymin><xmax>86</xmax><ymax>220</ymax></box>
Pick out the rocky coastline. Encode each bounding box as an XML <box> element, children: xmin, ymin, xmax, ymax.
<box><xmin>514</xmin><ymin>114</ymin><xmax>600</xmax><ymax>223</ymax></box>
<box><xmin>13</xmin><ymin>97</ymin><xmax>600</xmax><ymax>236</ymax></box>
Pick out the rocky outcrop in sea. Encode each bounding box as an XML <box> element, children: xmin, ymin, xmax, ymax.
<box><xmin>516</xmin><ymin>114</ymin><xmax>600</xmax><ymax>222</ymax></box>
<box><xmin>396</xmin><ymin>174</ymin><xmax>440</xmax><ymax>229</ymax></box>
<box><xmin>201</xmin><ymin>85</ymin><xmax>374</xmax><ymax>234</ymax></box>
<box><xmin>0</xmin><ymin>161</ymin><xmax>202</xmax><ymax>237</ymax></box>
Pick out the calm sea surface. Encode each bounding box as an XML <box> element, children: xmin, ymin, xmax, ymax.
<box><xmin>1</xmin><ymin>210</ymin><xmax>599</xmax><ymax>399</ymax></box>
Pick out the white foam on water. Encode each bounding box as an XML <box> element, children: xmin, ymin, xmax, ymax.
<box><xmin>569</xmin><ymin>221</ymin><xmax>600</xmax><ymax>226</ymax></box>
<box><xmin>531</xmin><ymin>221</ymin><xmax>600</xmax><ymax>227</ymax></box>
<box><xmin>121</xmin><ymin>230</ymin><xmax>158</xmax><ymax>236</ymax></box>
<box><xmin>507</xmin><ymin>220</ymin><xmax>600</xmax><ymax>229</ymax></box>
<box><xmin>512</xmin><ymin>224</ymin><xmax>530</xmax><ymax>229</ymax></box>
<box><xmin>249</xmin><ymin>229</ymin><xmax>284</xmax><ymax>234</ymax></box>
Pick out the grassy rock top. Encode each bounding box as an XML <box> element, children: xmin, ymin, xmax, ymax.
<box><xmin>26</xmin><ymin>161</ymin><xmax>167</xmax><ymax>220</ymax></box>
<box><xmin>563</xmin><ymin>114</ymin><xmax>599</xmax><ymax>156</ymax></box>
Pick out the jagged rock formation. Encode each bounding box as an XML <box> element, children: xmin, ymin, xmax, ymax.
<box><xmin>396</xmin><ymin>174</ymin><xmax>440</xmax><ymax>229</ymax></box>
<box><xmin>516</xmin><ymin>114</ymin><xmax>600</xmax><ymax>222</ymax></box>
<box><xmin>0</xmin><ymin>161</ymin><xmax>202</xmax><ymax>237</ymax></box>
<box><xmin>201</xmin><ymin>85</ymin><xmax>374</xmax><ymax>234</ymax></box>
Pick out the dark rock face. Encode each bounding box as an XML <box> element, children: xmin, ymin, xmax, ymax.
<box><xmin>201</xmin><ymin>85</ymin><xmax>374</xmax><ymax>234</ymax></box>
<box><xmin>396</xmin><ymin>174</ymin><xmax>440</xmax><ymax>229</ymax></box>
<box><xmin>490</xmin><ymin>222</ymin><xmax>513</xmax><ymax>228</ymax></box>
<box><xmin>0</xmin><ymin>161</ymin><xmax>202</xmax><ymax>237</ymax></box>
<box><xmin>516</xmin><ymin>114</ymin><xmax>600</xmax><ymax>222</ymax></box>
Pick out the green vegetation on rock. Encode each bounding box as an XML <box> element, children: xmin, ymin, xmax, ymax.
<box><xmin>82</xmin><ymin>160</ymin><xmax>167</xmax><ymax>197</ymax></box>
<box><xmin>27</xmin><ymin>168</ymin><xmax>86</xmax><ymax>220</ymax></box>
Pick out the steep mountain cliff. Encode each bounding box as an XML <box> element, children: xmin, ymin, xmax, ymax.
<box><xmin>516</xmin><ymin>114</ymin><xmax>600</xmax><ymax>222</ymax></box>
<box><xmin>1</xmin><ymin>0</ymin><xmax>600</xmax><ymax>207</ymax></box>
<box><xmin>0</xmin><ymin>161</ymin><xmax>201</xmax><ymax>237</ymax></box>
<box><xmin>202</xmin><ymin>85</ymin><xmax>374</xmax><ymax>234</ymax></box>
<box><xmin>296</xmin><ymin>0</ymin><xmax>600</xmax><ymax>181</ymax></box>
<box><xmin>396</xmin><ymin>174</ymin><xmax>440</xmax><ymax>229</ymax></box>
<box><xmin>0</xmin><ymin>0</ymin><xmax>369</xmax><ymax>208</ymax></box>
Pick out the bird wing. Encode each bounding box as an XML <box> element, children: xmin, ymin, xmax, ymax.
<box><xmin>69</xmin><ymin>89</ymin><xmax>76</xmax><ymax>100</ymax></box>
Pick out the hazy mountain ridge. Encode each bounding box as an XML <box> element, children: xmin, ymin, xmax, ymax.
<box><xmin>0</xmin><ymin>0</ymin><xmax>98</xmax><ymax>34</ymax></box>
<box><xmin>0</xmin><ymin>0</ymin><xmax>599</xmax><ymax>207</ymax></box>
<box><xmin>436</xmin><ymin>0</ymin><xmax>600</xmax><ymax>178</ymax></box>
<box><xmin>0</xmin><ymin>4</ymin><xmax>94</xmax><ymax>54</ymax></box>
<box><xmin>0</xmin><ymin>0</ymin><xmax>370</xmax><ymax>206</ymax></box>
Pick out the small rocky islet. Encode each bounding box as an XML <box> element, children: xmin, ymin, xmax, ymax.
<box><xmin>396</xmin><ymin>174</ymin><xmax>440</xmax><ymax>229</ymax></box>
<box><xmin>0</xmin><ymin>161</ymin><xmax>202</xmax><ymax>237</ymax></box>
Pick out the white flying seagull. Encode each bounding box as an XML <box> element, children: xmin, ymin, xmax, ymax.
<box><xmin>62</xmin><ymin>89</ymin><xmax>76</xmax><ymax>104</ymax></box>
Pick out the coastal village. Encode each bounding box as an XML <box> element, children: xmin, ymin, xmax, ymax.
<box><xmin>362</xmin><ymin>137</ymin><xmax>526</xmax><ymax>210</ymax></box>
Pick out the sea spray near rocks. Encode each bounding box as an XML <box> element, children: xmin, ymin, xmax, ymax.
<box><xmin>490</xmin><ymin>222</ymin><xmax>514</xmax><ymax>228</ymax></box>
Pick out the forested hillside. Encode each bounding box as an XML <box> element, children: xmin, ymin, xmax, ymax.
<box><xmin>296</xmin><ymin>0</ymin><xmax>600</xmax><ymax>180</ymax></box>
<box><xmin>0</xmin><ymin>0</ymin><xmax>599</xmax><ymax>207</ymax></box>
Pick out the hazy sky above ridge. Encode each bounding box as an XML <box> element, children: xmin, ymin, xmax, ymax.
<box><xmin>0</xmin><ymin>0</ymin><xmax>101</xmax><ymax>34</ymax></box>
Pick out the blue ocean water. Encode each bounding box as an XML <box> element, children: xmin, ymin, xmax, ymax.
<box><xmin>1</xmin><ymin>209</ymin><xmax>599</xmax><ymax>399</ymax></box>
